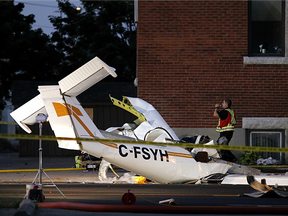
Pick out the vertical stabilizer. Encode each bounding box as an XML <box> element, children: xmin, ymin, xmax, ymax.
<box><xmin>38</xmin><ymin>86</ymin><xmax>104</xmax><ymax>150</ymax></box>
<box><xmin>38</xmin><ymin>86</ymin><xmax>79</xmax><ymax>150</ymax></box>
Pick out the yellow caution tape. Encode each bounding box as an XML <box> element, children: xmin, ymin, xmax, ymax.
<box><xmin>248</xmin><ymin>165</ymin><xmax>288</xmax><ymax>168</ymax></box>
<box><xmin>0</xmin><ymin>121</ymin><xmax>17</xmax><ymax>125</ymax></box>
<box><xmin>0</xmin><ymin>133</ymin><xmax>287</xmax><ymax>153</ymax></box>
<box><xmin>0</xmin><ymin>168</ymin><xmax>86</xmax><ymax>173</ymax></box>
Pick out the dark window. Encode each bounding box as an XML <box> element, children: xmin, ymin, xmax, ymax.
<box><xmin>248</xmin><ymin>0</ymin><xmax>285</xmax><ymax>56</ymax></box>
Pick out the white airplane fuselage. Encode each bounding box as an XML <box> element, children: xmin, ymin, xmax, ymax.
<box><xmin>82</xmin><ymin>140</ymin><xmax>229</xmax><ymax>183</ymax></box>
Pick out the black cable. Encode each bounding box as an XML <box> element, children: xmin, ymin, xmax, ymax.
<box><xmin>15</xmin><ymin>1</ymin><xmax>57</xmax><ymax>8</ymax></box>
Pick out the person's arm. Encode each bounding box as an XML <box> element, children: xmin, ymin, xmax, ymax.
<box><xmin>213</xmin><ymin>104</ymin><xmax>220</xmax><ymax>117</ymax></box>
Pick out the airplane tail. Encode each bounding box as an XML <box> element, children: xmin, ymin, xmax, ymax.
<box><xmin>38</xmin><ymin>86</ymin><xmax>105</xmax><ymax>150</ymax></box>
<box><xmin>10</xmin><ymin>56</ymin><xmax>116</xmax><ymax>150</ymax></box>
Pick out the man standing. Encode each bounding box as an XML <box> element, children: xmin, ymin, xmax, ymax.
<box><xmin>214</xmin><ymin>99</ymin><xmax>237</xmax><ymax>162</ymax></box>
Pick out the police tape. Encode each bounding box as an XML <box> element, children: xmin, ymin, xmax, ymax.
<box><xmin>248</xmin><ymin>165</ymin><xmax>288</xmax><ymax>168</ymax></box>
<box><xmin>0</xmin><ymin>168</ymin><xmax>86</xmax><ymax>173</ymax></box>
<box><xmin>0</xmin><ymin>133</ymin><xmax>287</xmax><ymax>153</ymax></box>
<box><xmin>0</xmin><ymin>121</ymin><xmax>17</xmax><ymax>125</ymax></box>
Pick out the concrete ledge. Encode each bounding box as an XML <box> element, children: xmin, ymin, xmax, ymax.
<box><xmin>14</xmin><ymin>199</ymin><xmax>35</xmax><ymax>216</ymax></box>
<box><xmin>243</xmin><ymin>56</ymin><xmax>288</xmax><ymax>65</ymax></box>
<box><xmin>243</xmin><ymin>117</ymin><xmax>288</xmax><ymax>129</ymax></box>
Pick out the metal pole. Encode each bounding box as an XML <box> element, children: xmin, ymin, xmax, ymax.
<box><xmin>39</xmin><ymin>121</ymin><xmax>43</xmax><ymax>187</ymax></box>
<box><xmin>31</xmin><ymin>114</ymin><xmax>65</xmax><ymax>199</ymax></box>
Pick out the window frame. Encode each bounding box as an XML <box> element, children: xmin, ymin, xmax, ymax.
<box><xmin>246</xmin><ymin>129</ymin><xmax>285</xmax><ymax>163</ymax></box>
<box><xmin>248</xmin><ymin>0</ymin><xmax>285</xmax><ymax>57</ymax></box>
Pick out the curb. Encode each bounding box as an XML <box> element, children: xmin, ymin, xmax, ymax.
<box><xmin>14</xmin><ymin>199</ymin><xmax>35</xmax><ymax>216</ymax></box>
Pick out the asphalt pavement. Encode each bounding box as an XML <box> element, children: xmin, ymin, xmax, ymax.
<box><xmin>1</xmin><ymin>152</ymin><xmax>288</xmax><ymax>216</ymax></box>
<box><xmin>0</xmin><ymin>152</ymin><xmax>138</xmax><ymax>216</ymax></box>
<box><xmin>0</xmin><ymin>152</ymin><xmax>124</xmax><ymax>184</ymax></box>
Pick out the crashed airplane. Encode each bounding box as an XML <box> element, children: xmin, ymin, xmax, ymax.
<box><xmin>10</xmin><ymin>57</ymin><xmax>259</xmax><ymax>184</ymax></box>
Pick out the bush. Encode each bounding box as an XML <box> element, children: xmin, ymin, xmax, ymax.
<box><xmin>239</xmin><ymin>151</ymin><xmax>262</xmax><ymax>165</ymax></box>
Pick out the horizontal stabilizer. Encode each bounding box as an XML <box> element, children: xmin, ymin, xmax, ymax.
<box><xmin>10</xmin><ymin>94</ymin><xmax>47</xmax><ymax>133</ymax></box>
<box><xmin>59</xmin><ymin>57</ymin><xmax>117</xmax><ymax>96</ymax></box>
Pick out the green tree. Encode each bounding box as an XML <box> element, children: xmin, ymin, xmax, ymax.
<box><xmin>0</xmin><ymin>1</ymin><xmax>62</xmax><ymax>110</ymax></box>
<box><xmin>49</xmin><ymin>0</ymin><xmax>136</xmax><ymax>81</ymax></box>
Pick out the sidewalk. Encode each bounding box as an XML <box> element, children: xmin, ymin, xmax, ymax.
<box><xmin>2</xmin><ymin>152</ymin><xmax>288</xmax><ymax>185</ymax></box>
<box><xmin>0</xmin><ymin>152</ymin><xmax>125</xmax><ymax>184</ymax></box>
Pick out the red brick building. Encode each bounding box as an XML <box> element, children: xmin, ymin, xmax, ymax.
<box><xmin>136</xmin><ymin>0</ymin><xmax>288</xmax><ymax>163</ymax></box>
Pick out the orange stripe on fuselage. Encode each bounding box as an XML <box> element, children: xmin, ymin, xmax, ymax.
<box><xmin>100</xmin><ymin>142</ymin><xmax>118</xmax><ymax>149</ymax></box>
<box><xmin>167</xmin><ymin>151</ymin><xmax>193</xmax><ymax>159</ymax></box>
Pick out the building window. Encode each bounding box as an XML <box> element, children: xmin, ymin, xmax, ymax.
<box><xmin>248</xmin><ymin>0</ymin><xmax>285</xmax><ymax>56</ymax></box>
<box><xmin>248</xmin><ymin>130</ymin><xmax>284</xmax><ymax>163</ymax></box>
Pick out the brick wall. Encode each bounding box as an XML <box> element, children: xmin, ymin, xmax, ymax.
<box><xmin>137</xmin><ymin>0</ymin><xmax>288</xmax><ymax>128</ymax></box>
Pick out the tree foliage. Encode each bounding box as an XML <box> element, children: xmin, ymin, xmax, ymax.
<box><xmin>49</xmin><ymin>0</ymin><xmax>136</xmax><ymax>81</ymax></box>
<box><xmin>0</xmin><ymin>1</ymin><xmax>62</xmax><ymax>110</ymax></box>
<box><xmin>0</xmin><ymin>0</ymin><xmax>136</xmax><ymax>111</ymax></box>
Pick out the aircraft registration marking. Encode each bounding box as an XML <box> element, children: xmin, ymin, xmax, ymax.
<box><xmin>119</xmin><ymin>144</ymin><xmax>193</xmax><ymax>161</ymax></box>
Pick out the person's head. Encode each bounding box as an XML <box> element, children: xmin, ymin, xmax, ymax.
<box><xmin>222</xmin><ymin>99</ymin><xmax>232</xmax><ymax>108</ymax></box>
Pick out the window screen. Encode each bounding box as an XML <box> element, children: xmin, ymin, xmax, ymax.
<box><xmin>250</xmin><ymin>131</ymin><xmax>283</xmax><ymax>162</ymax></box>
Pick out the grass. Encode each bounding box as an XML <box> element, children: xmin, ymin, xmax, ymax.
<box><xmin>0</xmin><ymin>197</ymin><xmax>22</xmax><ymax>208</ymax></box>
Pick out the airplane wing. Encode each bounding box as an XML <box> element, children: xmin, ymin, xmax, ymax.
<box><xmin>109</xmin><ymin>95</ymin><xmax>179</xmax><ymax>141</ymax></box>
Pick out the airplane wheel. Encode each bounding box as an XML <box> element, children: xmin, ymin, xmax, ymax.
<box><xmin>122</xmin><ymin>191</ymin><xmax>136</xmax><ymax>205</ymax></box>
